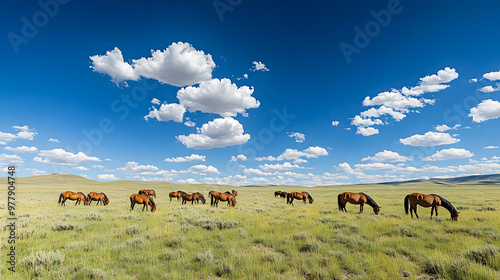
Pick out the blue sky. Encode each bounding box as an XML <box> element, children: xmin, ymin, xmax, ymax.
<box><xmin>2</xmin><ymin>0</ymin><xmax>500</xmax><ymax>185</ymax></box>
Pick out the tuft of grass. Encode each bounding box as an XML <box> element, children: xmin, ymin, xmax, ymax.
<box><xmin>126</xmin><ymin>225</ymin><xmax>141</xmax><ymax>236</ymax></box>
<box><xmin>217</xmin><ymin>262</ymin><xmax>233</xmax><ymax>277</ymax></box>
<box><xmin>52</xmin><ymin>222</ymin><xmax>74</xmax><ymax>231</ymax></box>
<box><xmin>85</xmin><ymin>212</ymin><xmax>103</xmax><ymax>221</ymax></box>
<box><xmin>466</xmin><ymin>245</ymin><xmax>499</xmax><ymax>269</ymax></box>
<box><xmin>194</xmin><ymin>250</ymin><xmax>214</xmax><ymax>264</ymax></box>
<box><xmin>19</xmin><ymin>250</ymin><xmax>64</xmax><ymax>276</ymax></box>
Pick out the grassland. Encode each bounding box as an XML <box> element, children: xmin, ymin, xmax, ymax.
<box><xmin>1</xmin><ymin>174</ymin><xmax>499</xmax><ymax>279</ymax></box>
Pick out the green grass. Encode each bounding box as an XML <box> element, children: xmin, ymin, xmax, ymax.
<box><xmin>1</xmin><ymin>175</ymin><xmax>499</xmax><ymax>279</ymax></box>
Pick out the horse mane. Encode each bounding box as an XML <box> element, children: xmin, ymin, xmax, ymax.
<box><xmin>103</xmin><ymin>193</ymin><xmax>109</xmax><ymax>201</ymax></box>
<box><xmin>197</xmin><ymin>192</ymin><xmax>206</xmax><ymax>203</ymax></box>
<box><xmin>79</xmin><ymin>192</ymin><xmax>87</xmax><ymax>200</ymax></box>
<box><xmin>304</xmin><ymin>192</ymin><xmax>313</xmax><ymax>200</ymax></box>
<box><xmin>149</xmin><ymin>196</ymin><xmax>156</xmax><ymax>206</ymax></box>
<box><xmin>360</xmin><ymin>193</ymin><xmax>379</xmax><ymax>208</ymax></box>
<box><xmin>432</xmin><ymin>194</ymin><xmax>458</xmax><ymax>215</ymax></box>
<box><xmin>225</xmin><ymin>191</ymin><xmax>231</xmax><ymax>194</ymax></box>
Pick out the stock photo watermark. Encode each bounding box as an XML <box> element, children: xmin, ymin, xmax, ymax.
<box><xmin>213</xmin><ymin>0</ymin><xmax>243</xmax><ymax>22</ymax></box>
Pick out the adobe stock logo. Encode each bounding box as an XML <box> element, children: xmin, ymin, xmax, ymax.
<box><xmin>339</xmin><ymin>0</ymin><xmax>405</xmax><ymax>64</ymax></box>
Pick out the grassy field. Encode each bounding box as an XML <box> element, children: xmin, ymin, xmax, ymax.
<box><xmin>1</xmin><ymin>174</ymin><xmax>499</xmax><ymax>279</ymax></box>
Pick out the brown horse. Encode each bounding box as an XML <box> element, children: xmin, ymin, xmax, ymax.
<box><xmin>169</xmin><ymin>191</ymin><xmax>186</xmax><ymax>201</ymax></box>
<box><xmin>130</xmin><ymin>194</ymin><xmax>156</xmax><ymax>212</ymax></box>
<box><xmin>338</xmin><ymin>192</ymin><xmax>380</xmax><ymax>215</ymax></box>
<box><xmin>212</xmin><ymin>192</ymin><xmax>236</xmax><ymax>207</ymax></box>
<box><xmin>280</xmin><ymin>191</ymin><xmax>288</xmax><ymax>199</ymax></box>
<box><xmin>88</xmin><ymin>192</ymin><xmax>109</xmax><ymax>206</ymax></box>
<box><xmin>274</xmin><ymin>190</ymin><xmax>282</xmax><ymax>197</ymax></box>
<box><xmin>404</xmin><ymin>193</ymin><xmax>459</xmax><ymax>221</ymax></box>
<box><xmin>208</xmin><ymin>191</ymin><xmax>218</xmax><ymax>206</ymax></box>
<box><xmin>138</xmin><ymin>189</ymin><xmax>156</xmax><ymax>198</ymax></box>
<box><xmin>232</xmin><ymin>190</ymin><xmax>238</xmax><ymax>197</ymax></box>
<box><xmin>181</xmin><ymin>192</ymin><xmax>206</xmax><ymax>205</ymax></box>
<box><xmin>58</xmin><ymin>191</ymin><xmax>89</xmax><ymax>206</ymax></box>
<box><xmin>287</xmin><ymin>192</ymin><xmax>313</xmax><ymax>206</ymax></box>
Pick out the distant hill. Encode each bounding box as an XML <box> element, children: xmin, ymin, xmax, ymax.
<box><xmin>379</xmin><ymin>174</ymin><xmax>500</xmax><ymax>186</ymax></box>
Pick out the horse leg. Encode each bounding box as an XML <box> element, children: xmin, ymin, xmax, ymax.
<box><xmin>142</xmin><ymin>204</ymin><xmax>146</xmax><ymax>211</ymax></box>
<box><xmin>415</xmin><ymin>207</ymin><xmax>419</xmax><ymax>219</ymax></box>
<box><xmin>435</xmin><ymin>206</ymin><xmax>438</xmax><ymax>217</ymax></box>
<box><xmin>410</xmin><ymin>207</ymin><xmax>414</xmax><ymax>218</ymax></box>
<box><xmin>75</xmin><ymin>199</ymin><xmax>79</xmax><ymax>206</ymax></box>
<box><xmin>130</xmin><ymin>202</ymin><xmax>135</xmax><ymax>211</ymax></box>
<box><xmin>290</xmin><ymin>197</ymin><xmax>294</xmax><ymax>206</ymax></box>
<box><xmin>360</xmin><ymin>203</ymin><xmax>364</xmax><ymax>214</ymax></box>
<box><xmin>431</xmin><ymin>206</ymin><xmax>434</xmax><ymax>218</ymax></box>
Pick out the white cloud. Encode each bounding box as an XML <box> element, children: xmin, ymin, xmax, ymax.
<box><xmin>259</xmin><ymin>162</ymin><xmax>300</xmax><ymax>171</ymax></box>
<box><xmin>360</xmin><ymin>106</ymin><xmax>406</xmax><ymax>121</ymax></box>
<box><xmin>151</xmin><ymin>98</ymin><xmax>161</xmax><ymax>105</ymax></box>
<box><xmin>164</xmin><ymin>154</ymin><xmax>206</xmax><ymax>163</ymax></box>
<box><xmin>177</xmin><ymin>78</ymin><xmax>260</xmax><ymax>117</ymax></box>
<box><xmin>362</xmin><ymin>90</ymin><xmax>425</xmax><ymax>110</ymax></box>
<box><xmin>176</xmin><ymin>117</ymin><xmax>250</xmax><ymax>149</ymax></box>
<box><xmin>354</xmin><ymin>162</ymin><xmax>397</xmax><ymax>170</ymax></box>
<box><xmin>34</xmin><ymin>149</ymin><xmax>101</xmax><ymax>165</ymax></box>
<box><xmin>98</xmin><ymin>174</ymin><xmax>118</xmax><ymax>180</ymax></box>
<box><xmin>455</xmin><ymin>162</ymin><xmax>500</xmax><ymax>174</ymax></box>
<box><xmin>331</xmin><ymin>121</ymin><xmax>339</xmax><ymax>126</ymax></box>
<box><xmin>90</xmin><ymin>42</ymin><xmax>215</xmax><ymax>87</ymax></box>
<box><xmin>469</xmin><ymin>99</ymin><xmax>500</xmax><ymax>123</ymax></box>
<box><xmin>117</xmin><ymin>161</ymin><xmax>158</xmax><ymax>175</ymax></box>
<box><xmin>230</xmin><ymin>154</ymin><xmax>248</xmax><ymax>161</ymax></box>
<box><xmin>423</xmin><ymin>148</ymin><xmax>474</xmax><ymax>161</ymax></box>
<box><xmin>243</xmin><ymin>168</ymin><xmax>272</xmax><ymax>176</ymax></box>
<box><xmin>0</xmin><ymin>154</ymin><xmax>24</xmax><ymax>166</ymax></box>
<box><xmin>92</xmin><ymin>164</ymin><xmax>105</xmax><ymax>169</ymax></box>
<box><xmin>188</xmin><ymin>164</ymin><xmax>220</xmax><ymax>174</ymax></box>
<box><xmin>144</xmin><ymin>102</ymin><xmax>186</xmax><ymax>123</ymax></box>
<box><xmin>0</xmin><ymin>125</ymin><xmax>37</xmax><ymax>143</ymax></box>
<box><xmin>356</xmin><ymin>127</ymin><xmax>379</xmax><ymax>136</ymax></box>
<box><xmin>351</xmin><ymin>115</ymin><xmax>383</xmax><ymax>127</ymax></box>
<box><xmin>469</xmin><ymin>78</ymin><xmax>478</xmax><ymax>83</ymax></box>
<box><xmin>288</xmin><ymin>132</ymin><xmax>305</xmax><ymax>143</ymax></box>
<box><xmin>250</xmin><ymin>61</ymin><xmax>269</xmax><ymax>72</ymax></box>
<box><xmin>255</xmin><ymin>146</ymin><xmax>328</xmax><ymax>163</ymax></box>
<box><xmin>400</xmin><ymin>131</ymin><xmax>460</xmax><ymax>147</ymax></box>
<box><xmin>73</xmin><ymin>166</ymin><xmax>90</xmax><ymax>171</ymax></box>
<box><xmin>484</xmin><ymin>146</ymin><xmax>499</xmax><ymax>149</ymax></box>
<box><xmin>435</xmin><ymin>124</ymin><xmax>461</xmax><ymax>132</ymax></box>
<box><xmin>24</xmin><ymin>168</ymin><xmax>46</xmax><ymax>176</ymax></box>
<box><xmin>184</xmin><ymin>117</ymin><xmax>195</xmax><ymax>127</ymax></box>
<box><xmin>4</xmin><ymin>146</ymin><xmax>38</xmax><ymax>153</ymax></box>
<box><xmin>178</xmin><ymin>178</ymin><xmax>199</xmax><ymax>184</ymax></box>
<box><xmin>483</xmin><ymin>70</ymin><xmax>500</xmax><ymax>81</ymax></box>
<box><xmin>479</xmin><ymin>85</ymin><xmax>500</xmax><ymax>93</ymax></box>
<box><xmin>361</xmin><ymin>150</ymin><xmax>410</xmax><ymax>162</ymax></box>
<box><xmin>48</xmin><ymin>138</ymin><xmax>59</xmax><ymax>143</ymax></box>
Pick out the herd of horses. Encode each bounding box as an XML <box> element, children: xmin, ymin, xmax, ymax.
<box><xmin>58</xmin><ymin>189</ymin><xmax>460</xmax><ymax>221</ymax></box>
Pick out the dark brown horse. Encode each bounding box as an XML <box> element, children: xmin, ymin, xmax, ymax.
<box><xmin>58</xmin><ymin>191</ymin><xmax>89</xmax><ymax>206</ymax></box>
<box><xmin>212</xmin><ymin>192</ymin><xmax>236</xmax><ymax>207</ymax></box>
<box><xmin>208</xmin><ymin>191</ymin><xmax>218</xmax><ymax>206</ymax></box>
<box><xmin>338</xmin><ymin>192</ymin><xmax>380</xmax><ymax>215</ymax></box>
<box><xmin>138</xmin><ymin>189</ymin><xmax>156</xmax><ymax>198</ymax></box>
<box><xmin>404</xmin><ymin>193</ymin><xmax>459</xmax><ymax>221</ymax></box>
<box><xmin>280</xmin><ymin>191</ymin><xmax>288</xmax><ymax>199</ymax></box>
<box><xmin>181</xmin><ymin>192</ymin><xmax>206</xmax><ymax>205</ymax></box>
<box><xmin>287</xmin><ymin>192</ymin><xmax>313</xmax><ymax>206</ymax></box>
<box><xmin>130</xmin><ymin>194</ymin><xmax>156</xmax><ymax>212</ymax></box>
<box><xmin>274</xmin><ymin>190</ymin><xmax>282</xmax><ymax>197</ymax></box>
<box><xmin>88</xmin><ymin>192</ymin><xmax>109</xmax><ymax>206</ymax></box>
<box><xmin>169</xmin><ymin>191</ymin><xmax>186</xmax><ymax>201</ymax></box>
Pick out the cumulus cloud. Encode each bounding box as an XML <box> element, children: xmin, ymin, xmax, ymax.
<box><xmin>331</xmin><ymin>121</ymin><xmax>339</xmax><ymax>126</ymax></box>
<box><xmin>24</xmin><ymin>168</ymin><xmax>46</xmax><ymax>176</ymax></box>
<box><xmin>400</xmin><ymin>131</ymin><xmax>460</xmax><ymax>147</ymax></box>
<box><xmin>356</xmin><ymin>127</ymin><xmax>379</xmax><ymax>136</ymax></box>
<box><xmin>255</xmin><ymin>146</ymin><xmax>328</xmax><ymax>163</ymax></box>
<box><xmin>144</xmin><ymin>101</ymin><xmax>186</xmax><ymax>123</ymax></box>
<box><xmin>177</xmin><ymin>78</ymin><xmax>260</xmax><ymax>117</ymax></box>
<box><xmin>178</xmin><ymin>178</ymin><xmax>199</xmax><ymax>184</ymax></box>
<box><xmin>435</xmin><ymin>124</ymin><xmax>461</xmax><ymax>132</ymax></box>
<box><xmin>4</xmin><ymin>146</ymin><xmax>38</xmax><ymax>153</ymax></box>
<box><xmin>73</xmin><ymin>166</ymin><xmax>89</xmax><ymax>171</ymax></box>
<box><xmin>259</xmin><ymin>162</ymin><xmax>300</xmax><ymax>171</ymax></box>
<box><xmin>0</xmin><ymin>153</ymin><xmax>24</xmax><ymax>166</ymax></box>
<box><xmin>469</xmin><ymin>99</ymin><xmax>500</xmax><ymax>123</ymax></box>
<box><xmin>117</xmin><ymin>161</ymin><xmax>158</xmax><ymax>174</ymax></box>
<box><xmin>187</xmin><ymin>164</ymin><xmax>220</xmax><ymax>174</ymax></box>
<box><xmin>34</xmin><ymin>149</ymin><xmax>101</xmax><ymax>165</ymax></box>
<box><xmin>479</xmin><ymin>85</ymin><xmax>500</xmax><ymax>93</ymax></box>
<box><xmin>360</xmin><ymin>106</ymin><xmax>406</xmax><ymax>121</ymax></box>
<box><xmin>423</xmin><ymin>148</ymin><xmax>474</xmax><ymax>161</ymax></box>
<box><xmin>288</xmin><ymin>132</ymin><xmax>305</xmax><ymax>143</ymax></box>
<box><xmin>361</xmin><ymin>150</ymin><xmax>410</xmax><ymax>162</ymax></box>
<box><xmin>230</xmin><ymin>154</ymin><xmax>248</xmax><ymax>161</ymax></box>
<box><xmin>90</xmin><ymin>42</ymin><xmax>215</xmax><ymax>87</ymax></box>
<box><xmin>48</xmin><ymin>138</ymin><xmax>59</xmax><ymax>142</ymax></box>
<box><xmin>98</xmin><ymin>174</ymin><xmax>118</xmax><ymax>180</ymax></box>
<box><xmin>483</xmin><ymin>70</ymin><xmax>500</xmax><ymax>81</ymax></box>
<box><xmin>484</xmin><ymin>146</ymin><xmax>499</xmax><ymax>149</ymax></box>
<box><xmin>184</xmin><ymin>117</ymin><xmax>195</xmax><ymax>127</ymax></box>
<box><xmin>164</xmin><ymin>154</ymin><xmax>206</xmax><ymax>162</ymax></box>
<box><xmin>151</xmin><ymin>98</ymin><xmax>161</xmax><ymax>105</ymax></box>
<box><xmin>354</xmin><ymin>162</ymin><xmax>397</xmax><ymax>170</ymax></box>
<box><xmin>0</xmin><ymin>125</ymin><xmax>37</xmax><ymax>143</ymax></box>
<box><xmin>176</xmin><ymin>117</ymin><xmax>250</xmax><ymax>149</ymax></box>
<box><xmin>250</xmin><ymin>61</ymin><xmax>269</xmax><ymax>72</ymax></box>
<box><xmin>243</xmin><ymin>168</ymin><xmax>272</xmax><ymax>176</ymax></box>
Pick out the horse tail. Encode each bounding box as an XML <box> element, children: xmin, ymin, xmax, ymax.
<box><xmin>58</xmin><ymin>193</ymin><xmax>63</xmax><ymax>204</ymax></box>
<box><xmin>338</xmin><ymin>194</ymin><xmax>342</xmax><ymax>210</ymax></box>
<box><xmin>404</xmin><ymin>194</ymin><xmax>410</xmax><ymax>215</ymax></box>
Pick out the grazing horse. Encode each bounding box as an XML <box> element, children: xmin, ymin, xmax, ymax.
<box><xmin>280</xmin><ymin>192</ymin><xmax>288</xmax><ymax>199</ymax></box>
<box><xmin>232</xmin><ymin>190</ymin><xmax>238</xmax><ymax>197</ymax></box>
<box><xmin>138</xmin><ymin>189</ymin><xmax>156</xmax><ymax>198</ymax></box>
<box><xmin>88</xmin><ymin>192</ymin><xmax>109</xmax><ymax>206</ymax></box>
<box><xmin>169</xmin><ymin>191</ymin><xmax>186</xmax><ymax>201</ymax></box>
<box><xmin>181</xmin><ymin>193</ymin><xmax>202</xmax><ymax>205</ymax></box>
<box><xmin>274</xmin><ymin>191</ymin><xmax>282</xmax><ymax>197</ymax></box>
<box><xmin>287</xmin><ymin>192</ymin><xmax>314</xmax><ymax>206</ymax></box>
<box><xmin>196</xmin><ymin>192</ymin><xmax>206</xmax><ymax>204</ymax></box>
<box><xmin>213</xmin><ymin>192</ymin><xmax>236</xmax><ymax>207</ymax></box>
<box><xmin>130</xmin><ymin>194</ymin><xmax>156</xmax><ymax>212</ymax></box>
<box><xmin>58</xmin><ymin>191</ymin><xmax>89</xmax><ymax>206</ymax></box>
<box><xmin>338</xmin><ymin>192</ymin><xmax>380</xmax><ymax>215</ymax></box>
<box><xmin>404</xmin><ymin>193</ymin><xmax>459</xmax><ymax>221</ymax></box>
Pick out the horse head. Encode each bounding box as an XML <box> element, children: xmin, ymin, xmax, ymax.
<box><xmin>451</xmin><ymin>211</ymin><xmax>459</xmax><ymax>221</ymax></box>
<box><xmin>373</xmin><ymin>206</ymin><xmax>381</xmax><ymax>215</ymax></box>
<box><xmin>151</xmin><ymin>205</ymin><xmax>157</xmax><ymax>212</ymax></box>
